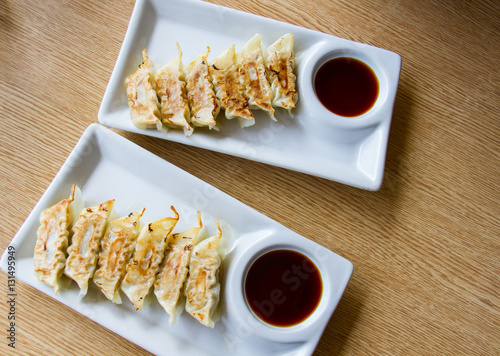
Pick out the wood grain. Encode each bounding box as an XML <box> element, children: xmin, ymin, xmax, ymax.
<box><xmin>0</xmin><ymin>0</ymin><xmax>498</xmax><ymax>355</ymax></box>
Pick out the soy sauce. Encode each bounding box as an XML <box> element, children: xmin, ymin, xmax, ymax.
<box><xmin>245</xmin><ymin>249</ymin><xmax>322</xmax><ymax>327</ymax></box>
<box><xmin>314</xmin><ymin>57</ymin><xmax>379</xmax><ymax>117</ymax></box>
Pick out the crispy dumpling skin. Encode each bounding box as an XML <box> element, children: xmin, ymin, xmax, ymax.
<box><xmin>154</xmin><ymin>212</ymin><xmax>203</xmax><ymax>324</ymax></box>
<box><xmin>184</xmin><ymin>221</ymin><xmax>222</xmax><ymax>328</ymax></box>
<box><xmin>126</xmin><ymin>49</ymin><xmax>162</xmax><ymax>130</ymax></box>
<box><xmin>184</xmin><ymin>47</ymin><xmax>221</xmax><ymax>130</ymax></box>
<box><xmin>121</xmin><ymin>207</ymin><xmax>179</xmax><ymax>310</ymax></box>
<box><xmin>93</xmin><ymin>209</ymin><xmax>145</xmax><ymax>303</ymax></box>
<box><xmin>33</xmin><ymin>184</ymin><xmax>82</xmax><ymax>294</ymax></box>
<box><xmin>156</xmin><ymin>43</ymin><xmax>193</xmax><ymax>136</ymax></box>
<box><xmin>210</xmin><ymin>45</ymin><xmax>254</xmax><ymax>128</ymax></box>
<box><xmin>64</xmin><ymin>199</ymin><xmax>115</xmax><ymax>297</ymax></box>
<box><xmin>266</xmin><ymin>33</ymin><xmax>297</xmax><ymax>110</ymax></box>
<box><xmin>237</xmin><ymin>34</ymin><xmax>275</xmax><ymax>120</ymax></box>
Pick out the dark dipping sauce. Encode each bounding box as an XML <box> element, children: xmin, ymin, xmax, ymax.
<box><xmin>245</xmin><ymin>249</ymin><xmax>322</xmax><ymax>327</ymax></box>
<box><xmin>314</xmin><ymin>57</ymin><xmax>379</xmax><ymax>117</ymax></box>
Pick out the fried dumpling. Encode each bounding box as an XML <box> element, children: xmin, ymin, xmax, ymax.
<box><xmin>184</xmin><ymin>221</ymin><xmax>223</xmax><ymax>328</ymax></box>
<box><xmin>154</xmin><ymin>212</ymin><xmax>203</xmax><ymax>324</ymax></box>
<box><xmin>93</xmin><ymin>209</ymin><xmax>145</xmax><ymax>303</ymax></box>
<box><xmin>184</xmin><ymin>47</ymin><xmax>221</xmax><ymax>130</ymax></box>
<box><xmin>210</xmin><ymin>45</ymin><xmax>254</xmax><ymax>128</ymax></box>
<box><xmin>266</xmin><ymin>33</ymin><xmax>297</xmax><ymax>110</ymax></box>
<box><xmin>237</xmin><ymin>34</ymin><xmax>275</xmax><ymax>120</ymax></box>
<box><xmin>64</xmin><ymin>199</ymin><xmax>115</xmax><ymax>297</ymax></box>
<box><xmin>121</xmin><ymin>207</ymin><xmax>179</xmax><ymax>310</ymax></box>
<box><xmin>156</xmin><ymin>43</ymin><xmax>193</xmax><ymax>136</ymax></box>
<box><xmin>126</xmin><ymin>49</ymin><xmax>162</xmax><ymax>130</ymax></box>
<box><xmin>34</xmin><ymin>185</ymin><xmax>83</xmax><ymax>294</ymax></box>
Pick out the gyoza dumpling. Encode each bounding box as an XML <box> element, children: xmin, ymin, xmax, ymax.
<box><xmin>33</xmin><ymin>184</ymin><xmax>83</xmax><ymax>294</ymax></box>
<box><xmin>184</xmin><ymin>47</ymin><xmax>221</xmax><ymax>130</ymax></box>
<box><xmin>93</xmin><ymin>209</ymin><xmax>145</xmax><ymax>303</ymax></box>
<box><xmin>64</xmin><ymin>199</ymin><xmax>115</xmax><ymax>297</ymax></box>
<box><xmin>121</xmin><ymin>207</ymin><xmax>179</xmax><ymax>310</ymax></box>
<box><xmin>184</xmin><ymin>221</ymin><xmax>223</xmax><ymax>328</ymax></box>
<box><xmin>154</xmin><ymin>212</ymin><xmax>203</xmax><ymax>324</ymax></box>
<box><xmin>237</xmin><ymin>34</ymin><xmax>275</xmax><ymax>120</ymax></box>
<box><xmin>210</xmin><ymin>45</ymin><xmax>254</xmax><ymax>128</ymax></box>
<box><xmin>126</xmin><ymin>49</ymin><xmax>162</xmax><ymax>130</ymax></box>
<box><xmin>266</xmin><ymin>33</ymin><xmax>297</xmax><ymax>110</ymax></box>
<box><xmin>155</xmin><ymin>43</ymin><xmax>193</xmax><ymax>136</ymax></box>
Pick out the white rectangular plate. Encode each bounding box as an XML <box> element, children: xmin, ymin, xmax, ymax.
<box><xmin>1</xmin><ymin>124</ymin><xmax>353</xmax><ymax>356</ymax></box>
<box><xmin>98</xmin><ymin>0</ymin><xmax>401</xmax><ymax>190</ymax></box>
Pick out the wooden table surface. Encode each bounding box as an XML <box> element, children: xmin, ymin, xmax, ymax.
<box><xmin>1</xmin><ymin>0</ymin><xmax>498</xmax><ymax>355</ymax></box>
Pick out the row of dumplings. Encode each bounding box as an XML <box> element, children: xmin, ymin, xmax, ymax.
<box><xmin>33</xmin><ymin>185</ymin><xmax>226</xmax><ymax>328</ymax></box>
<box><xmin>126</xmin><ymin>33</ymin><xmax>297</xmax><ymax>136</ymax></box>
